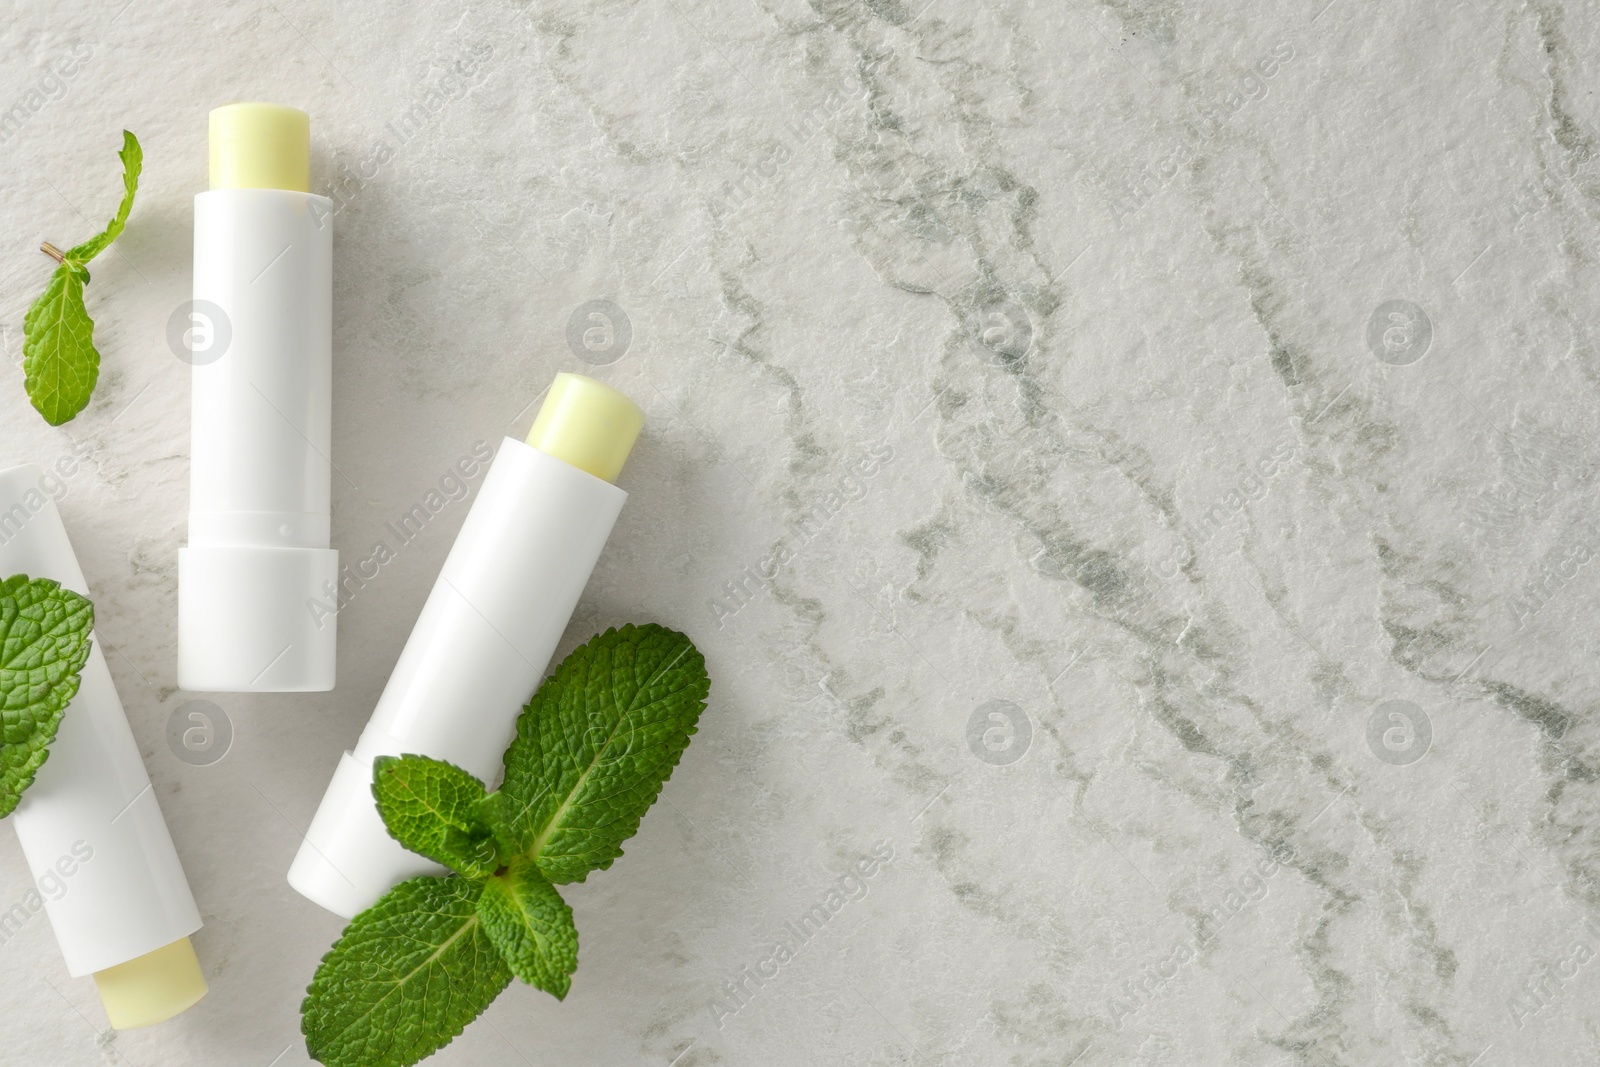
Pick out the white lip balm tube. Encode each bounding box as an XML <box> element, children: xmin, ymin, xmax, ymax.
<box><xmin>288</xmin><ymin>374</ymin><xmax>643</xmax><ymax>917</ymax></box>
<box><xmin>0</xmin><ymin>465</ymin><xmax>206</xmax><ymax>1029</ymax></box>
<box><xmin>179</xmin><ymin>102</ymin><xmax>337</xmax><ymax>693</ymax></box>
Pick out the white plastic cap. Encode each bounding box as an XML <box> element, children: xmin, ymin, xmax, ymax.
<box><xmin>287</xmin><ymin>752</ymin><xmax>443</xmax><ymax>918</ymax></box>
<box><xmin>178</xmin><ymin>545</ymin><xmax>338</xmax><ymax>692</ymax></box>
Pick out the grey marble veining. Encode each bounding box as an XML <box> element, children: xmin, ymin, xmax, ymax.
<box><xmin>3</xmin><ymin>0</ymin><xmax>1600</xmax><ymax>1064</ymax></box>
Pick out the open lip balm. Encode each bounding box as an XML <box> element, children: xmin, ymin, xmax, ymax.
<box><xmin>289</xmin><ymin>373</ymin><xmax>643</xmax><ymax>917</ymax></box>
<box><xmin>0</xmin><ymin>464</ymin><xmax>206</xmax><ymax>1028</ymax></box>
<box><xmin>179</xmin><ymin>102</ymin><xmax>338</xmax><ymax>693</ymax></box>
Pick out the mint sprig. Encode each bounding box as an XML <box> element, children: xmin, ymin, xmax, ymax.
<box><xmin>23</xmin><ymin>130</ymin><xmax>142</xmax><ymax>426</ymax></box>
<box><xmin>302</xmin><ymin>624</ymin><xmax>710</xmax><ymax>1067</ymax></box>
<box><xmin>0</xmin><ymin>575</ymin><xmax>95</xmax><ymax>817</ymax></box>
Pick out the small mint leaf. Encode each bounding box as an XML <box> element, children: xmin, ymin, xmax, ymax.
<box><xmin>498</xmin><ymin>623</ymin><xmax>709</xmax><ymax>884</ymax></box>
<box><xmin>22</xmin><ymin>263</ymin><xmax>97</xmax><ymax>427</ymax></box>
<box><xmin>22</xmin><ymin>129</ymin><xmax>141</xmax><ymax>426</ymax></box>
<box><xmin>371</xmin><ymin>755</ymin><xmax>498</xmax><ymax>880</ymax></box>
<box><xmin>476</xmin><ymin>857</ymin><xmax>578</xmax><ymax>999</ymax></box>
<box><xmin>65</xmin><ymin>130</ymin><xmax>142</xmax><ymax>263</ymax></box>
<box><xmin>301</xmin><ymin>875</ymin><xmax>509</xmax><ymax>1067</ymax></box>
<box><xmin>0</xmin><ymin>576</ymin><xmax>94</xmax><ymax>818</ymax></box>
<box><xmin>475</xmin><ymin>790</ymin><xmax>522</xmax><ymax>866</ymax></box>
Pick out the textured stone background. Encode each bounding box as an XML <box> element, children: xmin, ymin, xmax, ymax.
<box><xmin>4</xmin><ymin>0</ymin><xmax>1600</xmax><ymax>1064</ymax></box>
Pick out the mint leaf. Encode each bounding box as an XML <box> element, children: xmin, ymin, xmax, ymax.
<box><xmin>475</xmin><ymin>786</ymin><xmax>524</xmax><ymax>865</ymax></box>
<box><xmin>23</xmin><ymin>263</ymin><xmax>96</xmax><ymax>427</ymax></box>
<box><xmin>372</xmin><ymin>755</ymin><xmax>498</xmax><ymax>880</ymax></box>
<box><xmin>497</xmin><ymin>623</ymin><xmax>709</xmax><ymax>884</ymax></box>
<box><xmin>476</xmin><ymin>857</ymin><xmax>578</xmax><ymax>998</ymax></box>
<box><xmin>0</xmin><ymin>576</ymin><xmax>94</xmax><ymax>818</ymax></box>
<box><xmin>22</xmin><ymin>130</ymin><xmax>142</xmax><ymax>426</ymax></box>
<box><xmin>302</xmin><ymin>875</ymin><xmax>510</xmax><ymax>1067</ymax></box>
<box><xmin>66</xmin><ymin>130</ymin><xmax>142</xmax><ymax>263</ymax></box>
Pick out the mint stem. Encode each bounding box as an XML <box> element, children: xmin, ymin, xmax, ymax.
<box><xmin>40</xmin><ymin>242</ymin><xmax>65</xmax><ymax>264</ymax></box>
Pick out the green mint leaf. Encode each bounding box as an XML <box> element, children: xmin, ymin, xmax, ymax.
<box><xmin>301</xmin><ymin>875</ymin><xmax>510</xmax><ymax>1067</ymax></box>
<box><xmin>22</xmin><ymin>130</ymin><xmax>142</xmax><ymax>426</ymax></box>
<box><xmin>22</xmin><ymin>263</ymin><xmax>97</xmax><ymax>427</ymax></box>
<box><xmin>497</xmin><ymin>623</ymin><xmax>709</xmax><ymax>884</ymax></box>
<box><xmin>372</xmin><ymin>755</ymin><xmax>499</xmax><ymax>880</ymax></box>
<box><xmin>66</xmin><ymin>130</ymin><xmax>142</xmax><ymax>263</ymax></box>
<box><xmin>473</xmin><ymin>789</ymin><xmax>523</xmax><ymax>868</ymax></box>
<box><xmin>476</xmin><ymin>856</ymin><xmax>578</xmax><ymax>999</ymax></box>
<box><xmin>0</xmin><ymin>576</ymin><xmax>94</xmax><ymax>818</ymax></box>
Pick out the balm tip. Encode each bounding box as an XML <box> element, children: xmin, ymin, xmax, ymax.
<box><xmin>92</xmin><ymin>936</ymin><xmax>207</xmax><ymax>1029</ymax></box>
<box><xmin>525</xmin><ymin>373</ymin><xmax>643</xmax><ymax>484</ymax></box>
<box><xmin>208</xmin><ymin>102</ymin><xmax>310</xmax><ymax>192</ymax></box>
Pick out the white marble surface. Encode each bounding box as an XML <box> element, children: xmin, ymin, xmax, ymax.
<box><xmin>3</xmin><ymin>0</ymin><xmax>1600</xmax><ymax>1063</ymax></box>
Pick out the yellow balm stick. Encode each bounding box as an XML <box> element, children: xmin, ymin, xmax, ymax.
<box><xmin>208</xmin><ymin>102</ymin><xmax>309</xmax><ymax>192</ymax></box>
<box><xmin>525</xmin><ymin>373</ymin><xmax>644</xmax><ymax>484</ymax></box>
<box><xmin>92</xmin><ymin>936</ymin><xmax>207</xmax><ymax>1029</ymax></box>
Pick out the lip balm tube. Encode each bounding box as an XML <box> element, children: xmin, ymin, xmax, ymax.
<box><xmin>179</xmin><ymin>102</ymin><xmax>338</xmax><ymax>692</ymax></box>
<box><xmin>288</xmin><ymin>374</ymin><xmax>643</xmax><ymax>917</ymax></box>
<box><xmin>0</xmin><ymin>465</ymin><xmax>206</xmax><ymax>1028</ymax></box>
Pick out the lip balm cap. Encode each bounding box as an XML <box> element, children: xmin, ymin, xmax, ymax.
<box><xmin>209</xmin><ymin>102</ymin><xmax>309</xmax><ymax>192</ymax></box>
<box><xmin>91</xmin><ymin>936</ymin><xmax>207</xmax><ymax>1029</ymax></box>
<box><xmin>525</xmin><ymin>373</ymin><xmax>644</xmax><ymax>484</ymax></box>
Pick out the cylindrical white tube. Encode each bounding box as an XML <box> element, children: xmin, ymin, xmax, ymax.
<box><xmin>0</xmin><ymin>465</ymin><xmax>205</xmax><ymax>1029</ymax></box>
<box><xmin>289</xmin><ymin>374</ymin><xmax>643</xmax><ymax>917</ymax></box>
<box><xmin>179</xmin><ymin>103</ymin><xmax>337</xmax><ymax>693</ymax></box>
